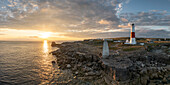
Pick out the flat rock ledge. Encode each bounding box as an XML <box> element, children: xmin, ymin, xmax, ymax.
<box><xmin>51</xmin><ymin>42</ymin><xmax>170</xmax><ymax>85</ymax></box>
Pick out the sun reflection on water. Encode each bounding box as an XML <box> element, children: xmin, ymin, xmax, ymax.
<box><xmin>42</xmin><ymin>40</ymin><xmax>49</xmax><ymax>67</ymax></box>
<box><xmin>40</xmin><ymin>40</ymin><xmax>74</xmax><ymax>84</ymax></box>
<box><xmin>40</xmin><ymin>40</ymin><xmax>51</xmax><ymax>83</ymax></box>
<box><xmin>43</xmin><ymin>40</ymin><xmax>48</xmax><ymax>55</ymax></box>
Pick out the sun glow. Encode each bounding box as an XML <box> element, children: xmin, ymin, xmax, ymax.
<box><xmin>39</xmin><ymin>32</ymin><xmax>51</xmax><ymax>39</ymax></box>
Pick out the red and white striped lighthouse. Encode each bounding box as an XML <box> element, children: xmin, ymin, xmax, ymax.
<box><xmin>130</xmin><ymin>23</ymin><xmax>136</xmax><ymax>44</ymax></box>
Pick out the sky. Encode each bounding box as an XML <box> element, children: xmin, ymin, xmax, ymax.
<box><xmin>0</xmin><ymin>0</ymin><xmax>169</xmax><ymax>41</ymax></box>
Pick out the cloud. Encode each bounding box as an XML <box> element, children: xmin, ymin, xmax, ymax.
<box><xmin>118</xmin><ymin>24</ymin><xmax>131</xmax><ymax>28</ymax></box>
<box><xmin>0</xmin><ymin>0</ymin><xmax>125</xmax><ymax>32</ymax></box>
<box><xmin>121</xmin><ymin>18</ymin><xmax>128</xmax><ymax>22</ymax></box>
<box><xmin>0</xmin><ymin>33</ymin><xmax>5</xmax><ymax>35</ymax></box>
<box><xmin>28</xmin><ymin>36</ymin><xmax>39</xmax><ymax>38</ymax></box>
<box><xmin>136</xmin><ymin>29</ymin><xmax>170</xmax><ymax>38</ymax></box>
<box><xmin>115</xmin><ymin>3</ymin><xmax>123</xmax><ymax>15</ymax></box>
<box><xmin>98</xmin><ymin>19</ymin><xmax>112</xmax><ymax>25</ymax></box>
<box><xmin>119</xmin><ymin>11</ymin><xmax>170</xmax><ymax>26</ymax></box>
<box><xmin>0</xmin><ymin>0</ymin><xmax>169</xmax><ymax>39</ymax></box>
<box><xmin>125</xmin><ymin>0</ymin><xmax>131</xmax><ymax>4</ymax></box>
<box><xmin>62</xmin><ymin>27</ymin><xmax>170</xmax><ymax>38</ymax></box>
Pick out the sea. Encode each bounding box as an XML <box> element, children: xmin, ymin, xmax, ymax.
<box><xmin>0</xmin><ymin>40</ymin><xmax>72</xmax><ymax>85</ymax></box>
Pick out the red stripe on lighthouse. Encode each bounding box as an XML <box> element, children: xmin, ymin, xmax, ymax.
<box><xmin>131</xmin><ymin>32</ymin><xmax>135</xmax><ymax>38</ymax></box>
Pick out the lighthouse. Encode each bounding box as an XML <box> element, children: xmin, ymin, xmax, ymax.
<box><xmin>130</xmin><ymin>24</ymin><xmax>136</xmax><ymax>44</ymax></box>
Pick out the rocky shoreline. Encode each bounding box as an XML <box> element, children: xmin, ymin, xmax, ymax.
<box><xmin>51</xmin><ymin>41</ymin><xmax>170</xmax><ymax>85</ymax></box>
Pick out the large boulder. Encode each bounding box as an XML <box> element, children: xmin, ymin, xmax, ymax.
<box><xmin>102</xmin><ymin>57</ymin><xmax>133</xmax><ymax>81</ymax></box>
<box><xmin>51</xmin><ymin>42</ymin><xmax>57</xmax><ymax>47</ymax></box>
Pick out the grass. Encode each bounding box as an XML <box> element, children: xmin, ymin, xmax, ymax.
<box><xmin>123</xmin><ymin>47</ymin><xmax>141</xmax><ymax>51</ymax></box>
<box><xmin>154</xmin><ymin>41</ymin><xmax>170</xmax><ymax>43</ymax></box>
<box><xmin>147</xmin><ymin>43</ymin><xmax>160</xmax><ymax>46</ymax></box>
<box><xmin>109</xmin><ymin>47</ymin><xmax>119</xmax><ymax>50</ymax></box>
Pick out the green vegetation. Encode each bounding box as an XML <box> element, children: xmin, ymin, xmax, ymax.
<box><xmin>82</xmin><ymin>40</ymin><xmax>103</xmax><ymax>46</ymax></box>
<box><xmin>148</xmin><ymin>43</ymin><xmax>160</xmax><ymax>46</ymax></box>
<box><xmin>109</xmin><ymin>47</ymin><xmax>119</xmax><ymax>50</ymax></box>
<box><xmin>123</xmin><ymin>47</ymin><xmax>140</xmax><ymax>51</ymax></box>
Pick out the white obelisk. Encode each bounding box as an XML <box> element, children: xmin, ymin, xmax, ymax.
<box><xmin>102</xmin><ymin>39</ymin><xmax>109</xmax><ymax>58</ymax></box>
<box><xmin>130</xmin><ymin>24</ymin><xmax>136</xmax><ymax>44</ymax></box>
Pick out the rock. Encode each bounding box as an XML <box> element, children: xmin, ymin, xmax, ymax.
<box><xmin>140</xmin><ymin>68</ymin><xmax>147</xmax><ymax>75</ymax></box>
<box><xmin>51</xmin><ymin>51</ymin><xmax>58</xmax><ymax>55</ymax></box>
<box><xmin>51</xmin><ymin>82</ymin><xmax>57</xmax><ymax>85</ymax></box>
<box><xmin>72</xmin><ymin>66</ymin><xmax>77</xmax><ymax>71</ymax></box>
<box><xmin>95</xmin><ymin>71</ymin><xmax>101</xmax><ymax>76</ymax></box>
<box><xmin>136</xmin><ymin>61</ymin><xmax>145</xmax><ymax>67</ymax></box>
<box><xmin>86</xmin><ymin>62</ymin><xmax>93</xmax><ymax>67</ymax></box>
<box><xmin>75</xmin><ymin>71</ymin><xmax>79</xmax><ymax>75</ymax></box>
<box><xmin>52</xmin><ymin>61</ymin><xmax>56</xmax><ymax>64</ymax></box>
<box><xmin>51</xmin><ymin>42</ymin><xmax>58</xmax><ymax>47</ymax></box>
<box><xmin>150</xmin><ymin>73</ymin><xmax>158</xmax><ymax>79</ymax></box>
<box><xmin>141</xmin><ymin>63</ymin><xmax>145</xmax><ymax>67</ymax></box>
<box><xmin>77</xmin><ymin>63</ymin><xmax>82</xmax><ymax>67</ymax></box>
<box><xmin>147</xmin><ymin>67</ymin><xmax>154</xmax><ymax>74</ymax></box>
<box><xmin>85</xmin><ymin>71</ymin><xmax>95</xmax><ymax>76</ymax></box>
<box><xmin>65</xmin><ymin>57</ymin><xmax>72</xmax><ymax>64</ymax></box>
<box><xmin>165</xmin><ymin>65</ymin><xmax>170</xmax><ymax>71</ymax></box>
<box><xmin>162</xmin><ymin>77</ymin><xmax>167</xmax><ymax>83</ymax></box>
<box><xmin>159</xmin><ymin>75</ymin><xmax>163</xmax><ymax>79</ymax></box>
<box><xmin>76</xmin><ymin>52</ymin><xmax>86</xmax><ymax>56</ymax></box>
<box><xmin>161</xmin><ymin>46</ymin><xmax>168</xmax><ymax>49</ymax></box>
<box><xmin>84</xmin><ymin>55</ymin><xmax>93</xmax><ymax>61</ymax></box>
<box><xmin>148</xmin><ymin>83</ymin><xmax>156</xmax><ymax>85</ymax></box>
<box><xmin>82</xmin><ymin>67</ymin><xmax>91</xmax><ymax>72</ymax></box>
<box><xmin>141</xmin><ymin>76</ymin><xmax>149</xmax><ymax>85</ymax></box>
<box><xmin>66</xmin><ymin>64</ymin><xmax>71</xmax><ymax>69</ymax></box>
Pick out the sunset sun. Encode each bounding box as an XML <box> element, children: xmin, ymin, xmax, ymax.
<box><xmin>39</xmin><ymin>32</ymin><xmax>51</xmax><ymax>39</ymax></box>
